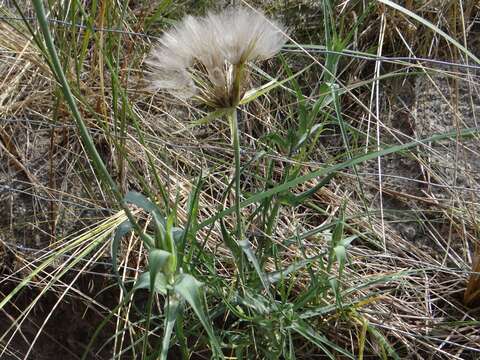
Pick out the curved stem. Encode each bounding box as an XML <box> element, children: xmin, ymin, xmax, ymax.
<box><xmin>32</xmin><ymin>0</ymin><xmax>146</xmax><ymax>237</ymax></box>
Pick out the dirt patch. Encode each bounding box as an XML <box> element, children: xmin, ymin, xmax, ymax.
<box><xmin>0</xmin><ymin>263</ymin><xmax>120</xmax><ymax>360</ymax></box>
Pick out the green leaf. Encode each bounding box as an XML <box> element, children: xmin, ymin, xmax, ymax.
<box><xmin>240</xmin><ymin>63</ymin><xmax>314</xmax><ymax>105</ymax></box>
<box><xmin>159</xmin><ymin>296</ymin><xmax>180</xmax><ymax>360</ymax></box>
<box><xmin>111</xmin><ymin>220</ymin><xmax>132</xmax><ymax>293</ymax></box>
<box><xmin>295</xmin><ymin>122</ymin><xmax>325</xmax><ymax>151</ymax></box>
<box><xmin>328</xmin><ymin>213</ymin><xmax>345</xmax><ymax>273</ymax></box>
<box><xmin>196</xmin><ymin>127</ymin><xmax>480</xmax><ymax>231</ymax></box>
<box><xmin>125</xmin><ymin>191</ymin><xmax>165</xmax><ymax>249</ymax></box>
<box><xmin>339</xmin><ymin>235</ymin><xmax>356</xmax><ymax>248</ymax></box>
<box><xmin>179</xmin><ymin>174</ymin><xmax>203</xmax><ymax>266</ymax></box>
<box><xmin>332</xmin><ymin>210</ymin><xmax>345</xmax><ymax>247</ymax></box>
<box><xmin>142</xmin><ymin>234</ymin><xmax>156</xmax><ymax>249</ymax></box>
<box><xmin>173</xmin><ymin>274</ymin><xmax>224</xmax><ymax>359</ymax></box>
<box><xmin>236</xmin><ymin>290</ymin><xmax>271</xmax><ymax>314</ymax></box>
<box><xmin>152</xmin><ymin>211</ymin><xmax>167</xmax><ymax>250</ymax></box>
<box><xmin>133</xmin><ymin>272</ymin><xmax>151</xmax><ymax>290</ymax></box>
<box><xmin>266</xmin><ymin>256</ymin><xmax>321</xmax><ymax>284</ymax></box>
<box><xmin>125</xmin><ymin>191</ymin><xmax>164</xmax><ymax>220</ymax></box>
<box><xmin>172</xmin><ymin>108</ymin><xmax>231</xmax><ymax>135</ymax></box>
<box><xmin>334</xmin><ymin>245</ymin><xmax>346</xmax><ymax>278</ymax></box>
<box><xmin>144</xmin><ymin>0</ymin><xmax>173</xmax><ymax>30</ymax></box>
<box><xmin>134</xmin><ymin>271</ymin><xmax>168</xmax><ymax>295</ymax></box>
<box><xmin>165</xmin><ymin>213</ymin><xmax>175</xmax><ymax>253</ymax></box>
<box><xmin>309</xmin><ymin>83</ymin><xmax>332</xmax><ymax>124</ymax></box>
<box><xmin>263</xmin><ymin>132</ymin><xmax>290</xmax><ymax>154</ymax></box>
<box><xmin>239</xmin><ymin>240</ymin><xmax>272</xmax><ymax>295</ymax></box>
<box><xmin>377</xmin><ymin>0</ymin><xmax>480</xmax><ymax>65</ymax></box>
<box><xmin>220</xmin><ymin>219</ymin><xmax>242</xmax><ymax>263</ymax></box>
<box><xmin>279</xmin><ymin>55</ymin><xmax>309</xmax><ymax>146</ymax></box>
<box><xmin>172</xmin><ymin>227</ymin><xmax>185</xmax><ymax>243</ymax></box>
<box><xmin>329</xmin><ymin>277</ymin><xmax>343</xmax><ymax>310</ymax></box>
<box><xmin>291</xmin><ymin>319</ymin><xmax>354</xmax><ymax>359</ymax></box>
<box><xmin>164</xmin><ymin>213</ymin><xmax>177</xmax><ymax>273</ymax></box>
<box><xmin>149</xmin><ymin>249</ymin><xmax>172</xmax><ymax>289</ymax></box>
<box><xmin>279</xmin><ymin>173</ymin><xmax>335</xmax><ymax>207</ymax></box>
<box><xmin>366</xmin><ymin>324</ymin><xmax>401</xmax><ymax>360</ymax></box>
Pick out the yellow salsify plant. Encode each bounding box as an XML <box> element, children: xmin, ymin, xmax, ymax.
<box><xmin>145</xmin><ymin>7</ymin><xmax>287</xmax><ymax>107</ymax></box>
<box><xmin>145</xmin><ymin>6</ymin><xmax>287</xmax><ymax>265</ymax></box>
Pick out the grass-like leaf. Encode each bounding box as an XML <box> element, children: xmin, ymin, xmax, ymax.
<box><xmin>173</xmin><ymin>274</ymin><xmax>224</xmax><ymax>359</ymax></box>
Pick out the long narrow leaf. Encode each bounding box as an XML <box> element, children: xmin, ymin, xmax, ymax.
<box><xmin>173</xmin><ymin>274</ymin><xmax>224</xmax><ymax>359</ymax></box>
<box><xmin>159</xmin><ymin>296</ymin><xmax>180</xmax><ymax>360</ymax></box>
<box><xmin>197</xmin><ymin>127</ymin><xmax>479</xmax><ymax>230</ymax></box>
<box><xmin>111</xmin><ymin>220</ymin><xmax>132</xmax><ymax>293</ymax></box>
<box><xmin>377</xmin><ymin>0</ymin><xmax>480</xmax><ymax>65</ymax></box>
<box><xmin>291</xmin><ymin>319</ymin><xmax>354</xmax><ymax>359</ymax></box>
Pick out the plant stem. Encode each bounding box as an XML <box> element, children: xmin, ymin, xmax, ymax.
<box><xmin>228</xmin><ymin>108</ymin><xmax>242</xmax><ymax>239</ymax></box>
<box><xmin>32</xmin><ymin>0</ymin><xmax>144</xmax><ymax>238</ymax></box>
<box><xmin>228</xmin><ymin>108</ymin><xmax>244</xmax><ymax>269</ymax></box>
<box><xmin>142</xmin><ymin>291</ymin><xmax>155</xmax><ymax>358</ymax></box>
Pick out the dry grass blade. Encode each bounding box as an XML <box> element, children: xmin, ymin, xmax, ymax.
<box><xmin>1</xmin><ymin>0</ymin><xmax>480</xmax><ymax>359</ymax></box>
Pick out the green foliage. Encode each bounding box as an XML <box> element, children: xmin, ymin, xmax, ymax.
<box><xmin>111</xmin><ymin>190</ymin><xmax>223</xmax><ymax>359</ymax></box>
<box><xmin>3</xmin><ymin>1</ymin><xmax>479</xmax><ymax>359</ymax></box>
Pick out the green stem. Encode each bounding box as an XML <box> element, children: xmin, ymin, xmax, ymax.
<box><xmin>196</xmin><ymin>126</ymin><xmax>480</xmax><ymax>231</ymax></box>
<box><xmin>32</xmin><ymin>0</ymin><xmax>143</xmax><ymax>236</ymax></box>
<box><xmin>32</xmin><ymin>0</ymin><xmax>115</xmax><ymax>197</ymax></box>
<box><xmin>228</xmin><ymin>108</ymin><xmax>243</xmax><ymax>241</ymax></box>
<box><xmin>227</xmin><ymin>108</ymin><xmax>247</xmax><ymax>282</ymax></box>
<box><xmin>142</xmin><ymin>291</ymin><xmax>155</xmax><ymax>358</ymax></box>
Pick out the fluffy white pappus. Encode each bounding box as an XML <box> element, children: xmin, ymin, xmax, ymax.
<box><xmin>209</xmin><ymin>7</ymin><xmax>287</xmax><ymax>64</ymax></box>
<box><xmin>145</xmin><ymin>6</ymin><xmax>287</xmax><ymax>107</ymax></box>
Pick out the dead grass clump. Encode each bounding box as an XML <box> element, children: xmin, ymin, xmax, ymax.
<box><xmin>1</xmin><ymin>0</ymin><xmax>479</xmax><ymax>358</ymax></box>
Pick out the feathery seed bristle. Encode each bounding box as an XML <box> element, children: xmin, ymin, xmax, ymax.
<box><xmin>145</xmin><ymin>7</ymin><xmax>287</xmax><ymax>107</ymax></box>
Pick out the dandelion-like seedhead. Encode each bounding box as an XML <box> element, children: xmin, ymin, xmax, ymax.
<box><xmin>145</xmin><ymin>7</ymin><xmax>286</xmax><ymax>108</ymax></box>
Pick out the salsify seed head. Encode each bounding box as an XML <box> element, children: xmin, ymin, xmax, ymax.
<box><xmin>145</xmin><ymin>6</ymin><xmax>287</xmax><ymax>108</ymax></box>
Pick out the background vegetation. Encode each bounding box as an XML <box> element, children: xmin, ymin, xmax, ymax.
<box><xmin>0</xmin><ymin>0</ymin><xmax>479</xmax><ymax>359</ymax></box>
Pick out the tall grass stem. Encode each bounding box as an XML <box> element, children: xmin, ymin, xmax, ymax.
<box><xmin>32</xmin><ymin>0</ymin><xmax>144</xmax><ymax>237</ymax></box>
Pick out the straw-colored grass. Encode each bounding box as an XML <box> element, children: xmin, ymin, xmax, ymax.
<box><xmin>0</xmin><ymin>0</ymin><xmax>479</xmax><ymax>359</ymax></box>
